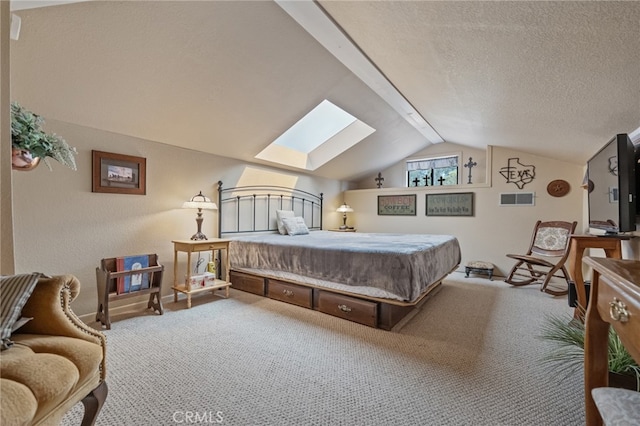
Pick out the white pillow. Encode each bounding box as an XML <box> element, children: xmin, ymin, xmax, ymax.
<box><xmin>276</xmin><ymin>210</ymin><xmax>295</xmax><ymax>235</ymax></box>
<box><xmin>282</xmin><ymin>216</ymin><xmax>310</xmax><ymax>236</ymax></box>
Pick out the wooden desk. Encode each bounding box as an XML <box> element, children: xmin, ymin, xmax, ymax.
<box><xmin>172</xmin><ymin>239</ymin><xmax>232</xmax><ymax>308</ymax></box>
<box><xmin>583</xmin><ymin>257</ymin><xmax>640</xmax><ymax>426</ymax></box>
<box><xmin>567</xmin><ymin>235</ymin><xmax>623</xmax><ymax>318</ymax></box>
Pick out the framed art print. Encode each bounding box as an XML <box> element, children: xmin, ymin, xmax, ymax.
<box><xmin>92</xmin><ymin>150</ymin><xmax>146</xmax><ymax>195</ymax></box>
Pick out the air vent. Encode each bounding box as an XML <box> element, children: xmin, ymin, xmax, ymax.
<box><xmin>500</xmin><ymin>192</ymin><xmax>535</xmax><ymax>206</ymax></box>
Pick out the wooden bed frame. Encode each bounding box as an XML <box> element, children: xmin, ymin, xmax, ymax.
<box><xmin>217</xmin><ymin>182</ymin><xmax>451</xmax><ymax>330</ymax></box>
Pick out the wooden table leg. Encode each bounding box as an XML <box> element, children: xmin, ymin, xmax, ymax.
<box><xmin>584</xmin><ymin>269</ymin><xmax>608</xmax><ymax>426</ymax></box>
<box><xmin>568</xmin><ymin>239</ymin><xmax>587</xmax><ymax>319</ymax></box>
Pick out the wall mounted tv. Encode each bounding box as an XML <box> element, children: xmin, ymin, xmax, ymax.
<box><xmin>587</xmin><ymin>133</ymin><xmax>637</xmax><ymax>234</ymax></box>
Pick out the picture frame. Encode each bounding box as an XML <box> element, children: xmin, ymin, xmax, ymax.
<box><xmin>377</xmin><ymin>194</ymin><xmax>417</xmax><ymax>216</ymax></box>
<box><xmin>426</xmin><ymin>192</ymin><xmax>474</xmax><ymax>216</ymax></box>
<box><xmin>92</xmin><ymin>150</ymin><xmax>146</xmax><ymax>195</ymax></box>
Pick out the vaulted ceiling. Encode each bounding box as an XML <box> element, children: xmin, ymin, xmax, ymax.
<box><xmin>9</xmin><ymin>0</ymin><xmax>640</xmax><ymax>182</ymax></box>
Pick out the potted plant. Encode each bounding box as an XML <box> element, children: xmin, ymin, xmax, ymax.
<box><xmin>539</xmin><ymin>308</ymin><xmax>640</xmax><ymax>391</ymax></box>
<box><xmin>10</xmin><ymin>101</ymin><xmax>77</xmax><ymax>171</ymax></box>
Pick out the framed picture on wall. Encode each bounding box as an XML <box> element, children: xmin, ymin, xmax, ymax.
<box><xmin>92</xmin><ymin>150</ymin><xmax>146</xmax><ymax>195</ymax></box>
<box><xmin>426</xmin><ymin>192</ymin><xmax>474</xmax><ymax>216</ymax></box>
<box><xmin>377</xmin><ymin>194</ymin><xmax>417</xmax><ymax>216</ymax></box>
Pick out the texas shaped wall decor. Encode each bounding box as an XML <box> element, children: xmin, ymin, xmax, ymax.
<box><xmin>499</xmin><ymin>157</ymin><xmax>536</xmax><ymax>189</ymax></box>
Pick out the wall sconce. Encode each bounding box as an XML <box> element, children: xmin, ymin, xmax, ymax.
<box><xmin>182</xmin><ymin>191</ymin><xmax>218</xmax><ymax>240</ymax></box>
<box><xmin>336</xmin><ymin>203</ymin><xmax>354</xmax><ymax>230</ymax></box>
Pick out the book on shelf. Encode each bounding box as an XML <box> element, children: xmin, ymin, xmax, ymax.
<box><xmin>116</xmin><ymin>255</ymin><xmax>150</xmax><ymax>294</ymax></box>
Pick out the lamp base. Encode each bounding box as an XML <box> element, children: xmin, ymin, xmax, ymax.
<box><xmin>339</xmin><ymin>225</ymin><xmax>347</xmax><ymax>230</ymax></box>
<box><xmin>190</xmin><ymin>232</ymin><xmax>208</xmax><ymax>241</ymax></box>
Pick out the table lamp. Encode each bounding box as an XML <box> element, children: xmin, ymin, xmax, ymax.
<box><xmin>336</xmin><ymin>203</ymin><xmax>354</xmax><ymax>229</ymax></box>
<box><xmin>182</xmin><ymin>191</ymin><xmax>218</xmax><ymax>240</ymax></box>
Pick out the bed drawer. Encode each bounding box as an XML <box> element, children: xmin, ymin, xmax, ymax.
<box><xmin>267</xmin><ymin>280</ymin><xmax>313</xmax><ymax>308</ymax></box>
<box><xmin>316</xmin><ymin>291</ymin><xmax>378</xmax><ymax>328</ymax></box>
<box><xmin>230</xmin><ymin>271</ymin><xmax>266</xmax><ymax>296</ymax></box>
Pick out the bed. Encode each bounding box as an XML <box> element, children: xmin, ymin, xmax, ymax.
<box><xmin>218</xmin><ymin>182</ymin><xmax>461</xmax><ymax>330</ymax></box>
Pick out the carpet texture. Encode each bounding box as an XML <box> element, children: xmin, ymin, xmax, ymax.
<box><xmin>61</xmin><ymin>273</ymin><xmax>584</xmax><ymax>425</ymax></box>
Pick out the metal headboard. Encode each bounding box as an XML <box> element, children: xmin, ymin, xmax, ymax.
<box><xmin>217</xmin><ymin>181</ymin><xmax>323</xmax><ymax>236</ymax></box>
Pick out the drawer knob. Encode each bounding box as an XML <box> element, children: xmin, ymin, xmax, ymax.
<box><xmin>338</xmin><ymin>304</ymin><xmax>352</xmax><ymax>313</ymax></box>
<box><xmin>283</xmin><ymin>289</ymin><xmax>294</xmax><ymax>297</ymax></box>
<box><xmin>609</xmin><ymin>298</ymin><xmax>630</xmax><ymax>323</ymax></box>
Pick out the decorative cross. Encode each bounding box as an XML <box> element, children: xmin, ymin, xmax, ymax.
<box><xmin>437</xmin><ymin>175</ymin><xmax>446</xmax><ymax>185</ymax></box>
<box><xmin>464</xmin><ymin>157</ymin><xmax>477</xmax><ymax>184</ymax></box>
<box><xmin>412</xmin><ymin>177</ymin><xmax>420</xmax><ymax>187</ymax></box>
<box><xmin>375</xmin><ymin>172</ymin><xmax>384</xmax><ymax>188</ymax></box>
<box><xmin>423</xmin><ymin>169</ymin><xmax>434</xmax><ymax>186</ymax></box>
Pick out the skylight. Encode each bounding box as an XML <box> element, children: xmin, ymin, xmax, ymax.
<box><xmin>255</xmin><ymin>100</ymin><xmax>375</xmax><ymax>171</ymax></box>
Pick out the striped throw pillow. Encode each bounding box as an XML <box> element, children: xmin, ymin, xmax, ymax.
<box><xmin>0</xmin><ymin>273</ymin><xmax>42</xmax><ymax>350</ymax></box>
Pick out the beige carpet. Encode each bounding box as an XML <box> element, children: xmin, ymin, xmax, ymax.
<box><xmin>62</xmin><ymin>273</ymin><xmax>584</xmax><ymax>425</ymax></box>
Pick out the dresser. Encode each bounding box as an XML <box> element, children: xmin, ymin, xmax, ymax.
<box><xmin>583</xmin><ymin>256</ymin><xmax>640</xmax><ymax>426</ymax></box>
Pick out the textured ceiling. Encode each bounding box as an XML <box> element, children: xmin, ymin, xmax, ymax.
<box><xmin>9</xmin><ymin>1</ymin><xmax>640</xmax><ymax>181</ymax></box>
<box><xmin>319</xmin><ymin>0</ymin><xmax>640</xmax><ymax>161</ymax></box>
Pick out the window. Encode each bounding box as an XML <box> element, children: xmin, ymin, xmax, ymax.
<box><xmin>255</xmin><ymin>100</ymin><xmax>375</xmax><ymax>171</ymax></box>
<box><xmin>407</xmin><ymin>155</ymin><xmax>459</xmax><ymax>187</ymax></box>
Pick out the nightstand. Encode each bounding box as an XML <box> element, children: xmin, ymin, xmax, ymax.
<box><xmin>171</xmin><ymin>239</ymin><xmax>232</xmax><ymax>308</ymax></box>
<box><xmin>328</xmin><ymin>228</ymin><xmax>356</xmax><ymax>232</ymax></box>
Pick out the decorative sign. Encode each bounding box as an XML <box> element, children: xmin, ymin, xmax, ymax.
<box><xmin>498</xmin><ymin>157</ymin><xmax>535</xmax><ymax>189</ymax></box>
<box><xmin>547</xmin><ymin>179</ymin><xmax>570</xmax><ymax>197</ymax></box>
<box><xmin>377</xmin><ymin>195</ymin><xmax>416</xmax><ymax>216</ymax></box>
<box><xmin>426</xmin><ymin>192</ymin><xmax>474</xmax><ymax>217</ymax></box>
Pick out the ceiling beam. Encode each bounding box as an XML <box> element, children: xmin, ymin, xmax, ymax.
<box><xmin>275</xmin><ymin>0</ymin><xmax>444</xmax><ymax>144</ymax></box>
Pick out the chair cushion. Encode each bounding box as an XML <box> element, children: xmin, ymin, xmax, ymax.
<box><xmin>534</xmin><ymin>226</ymin><xmax>570</xmax><ymax>250</ymax></box>
<box><xmin>1</xmin><ymin>334</ymin><xmax>103</xmax><ymax>424</ymax></box>
<box><xmin>592</xmin><ymin>387</ymin><xmax>640</xmax><ymax>425</ymax></box>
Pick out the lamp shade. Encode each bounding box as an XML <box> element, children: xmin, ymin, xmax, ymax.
<box><xmin>182</xmin><ymin>191</ymin><xmax>218</xmax><ymax>210</ymax></box>
<box><xmin>336</xmin><ymin>203</ymin><xmax>354</xmax><ymax>213</ymax></box>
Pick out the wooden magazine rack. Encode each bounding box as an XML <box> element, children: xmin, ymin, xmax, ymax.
<box><xmin>96</xmin><ymin>253</ymin><xmax>164</xmax><ymax>329</ymax></box>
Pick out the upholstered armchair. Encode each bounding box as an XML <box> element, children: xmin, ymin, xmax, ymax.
<box><xmin>0</xmin><ymin>274</ymin><xmax>107</xmax><ymax>425</ymax></box>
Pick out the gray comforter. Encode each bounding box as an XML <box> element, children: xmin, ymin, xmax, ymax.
<box><xmin>228</xmin><ymin>231</ymin><xmax>461</xmax><ymax>302</ymax></box>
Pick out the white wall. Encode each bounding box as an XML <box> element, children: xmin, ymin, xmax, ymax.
<box><xmin>11</xmin><ymin>120</ymin><xmax>343</xmax><ymax>316</ymax></box>
<box><xmin>344</xmin><ymin>145</ymin><xmax>586</xmax><ymax>276</ymax></box>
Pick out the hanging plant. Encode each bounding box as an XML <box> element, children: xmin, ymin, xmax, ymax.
<box><xmin>10</xmin><ymin>101</ymin><xmax>77</xmax><ymax>171</ymax></box>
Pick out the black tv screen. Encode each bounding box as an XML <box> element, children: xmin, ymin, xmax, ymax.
<box><xmin>587</xmin><ymin>133</ymin><xmax>637</xmax><ymax>234</ymax></box>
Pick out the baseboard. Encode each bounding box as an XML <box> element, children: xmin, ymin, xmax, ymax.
<box><xmin>77</xmin><ymin>293</ymin><xmax>176</xmax><ymax>326</ymax></box>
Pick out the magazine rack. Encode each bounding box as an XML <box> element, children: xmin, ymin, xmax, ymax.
<box><xmin>95</xmin><ymin>253</ymin><xmax>164</xmax><ymax>329</ymax></box>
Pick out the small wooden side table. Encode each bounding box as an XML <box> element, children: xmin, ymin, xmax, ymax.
<box><xmin>172</xmin><ymin>239</ymin><xmax>232</xmax><ymax>308</ymax></box>
<box><xmin>328</xmin><ymin>228</ymin><xmax>356</xmax><ymax>232</ymax></box>
<box><xmin>567</xmin><ymin>235</ymin><xmax>624</xmax><ymax>319</ymax></box>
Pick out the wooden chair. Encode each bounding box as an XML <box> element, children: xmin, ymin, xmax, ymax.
<box><xmin>504</xmin><ymin>220</ymin><xmax>577</xmax><ymax>296</ymax></box>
